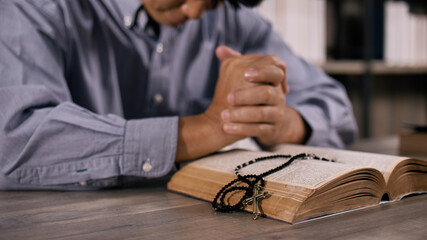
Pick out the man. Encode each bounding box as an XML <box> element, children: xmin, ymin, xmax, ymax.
<box><xmin>0</xmin><ymin>0</ymin><xmax>357</xmax><ymax>190</ymax></box>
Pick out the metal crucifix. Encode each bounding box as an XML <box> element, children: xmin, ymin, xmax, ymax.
<box><xmin>242</xmin><ymin>182</ymin><xmax>270</xmax><ymax>220</ymax></box>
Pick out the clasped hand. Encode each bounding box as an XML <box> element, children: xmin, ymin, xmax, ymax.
<box><xmin>205</xmin><ymin>45</ymin><xmax>304</xmax><ymax>147</ymax></box>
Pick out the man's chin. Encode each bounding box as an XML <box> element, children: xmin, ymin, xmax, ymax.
<box><xmin>168</xmin><ymin>17</ymin><xmax>188</xmax><ymax>27</ymax></box>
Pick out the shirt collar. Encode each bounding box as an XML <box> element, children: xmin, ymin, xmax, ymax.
<box><xmin>111</xmin><ymin>0</ymin><xmax>150</xmax><ymax>30</ymax></box>
<box><xmin>114</xmin><ymin>0</ymin><xmax>186</xmax><ymax>36</ymax></box>
<box><xmin>128</xmin><ymin>2</ymin><xmax>161</xmax><ymax>36</ymax></box>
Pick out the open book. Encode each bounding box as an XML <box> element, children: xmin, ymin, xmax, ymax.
<box><xmin>167</xmin><ymin>144</ymin><xmax>427</xmax><ymax>223</ymax></box>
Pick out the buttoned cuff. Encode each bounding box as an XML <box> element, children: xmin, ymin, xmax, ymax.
<box><xmin>123</xmin><ymin>116</ymin><xmax>178</xmax><ymax>177</ymax></box>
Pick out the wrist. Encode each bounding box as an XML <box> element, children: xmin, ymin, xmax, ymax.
<box><xmin>176</xmin><ymin>113</ymin><xmax>239</xmax><ymax>163</ymax></box>
<box><xmin>284</xmin><ymin>106</ymin><xmax>309</xmax><ymax>144</ymax></box>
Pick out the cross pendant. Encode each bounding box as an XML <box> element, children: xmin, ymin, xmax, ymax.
<box><xmin>243</xmin><ymin>183</ymin><xmax>270</xmax><ymax>220</ymax></box>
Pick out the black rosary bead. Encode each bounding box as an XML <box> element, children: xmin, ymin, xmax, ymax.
<box><xmin>212</xmin><ymin>153</ymin><xmax>333</xmax><ymax>215</ymax></box>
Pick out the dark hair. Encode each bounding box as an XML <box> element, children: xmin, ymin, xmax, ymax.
<box><xmin>211</xmin><ymin>0</ymin><xmax>263</xmax><ymax>9</ymax></box>
<box><xmin>227</xmin><ymin>0</ymin><xmax>263</xmax><ymax>8</ymax></box>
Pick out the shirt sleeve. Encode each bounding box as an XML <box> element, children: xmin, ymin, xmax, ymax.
<box><xmin>0</xmin><ymin>1</ymin><xmax>177</xmax><ymax>190</ymax></box>
<box><xmin>236</xmin><ymin>7</ymin><xmax>358</xmax><ymax>148</ymax></box>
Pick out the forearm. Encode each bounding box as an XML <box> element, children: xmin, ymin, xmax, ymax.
<box><xmin>0</xmin><ymin>86</ymin><xmax>178</xmax><ymax>189</ymax></box>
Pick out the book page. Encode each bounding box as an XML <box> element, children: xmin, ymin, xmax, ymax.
<box><xmin>191</xmin><ymin>150</ymin><xmax>357</xmax><ymax>188</ymax></box>
<box><xmin>272</xmin><ymin>144</ymin><xmax>407</xmax><ymax>181</ymax></box>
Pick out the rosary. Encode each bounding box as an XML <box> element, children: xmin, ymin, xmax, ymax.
<box><xmin>212</xmin><ymin>153</ymin><xmax>333</xmax><ymax>220</ymax></box>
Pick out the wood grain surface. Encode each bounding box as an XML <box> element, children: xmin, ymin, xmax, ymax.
<box><xmin>1</xmin><ymin>137</ymin><xmax>426</xmax><ymax>240</ymax></box>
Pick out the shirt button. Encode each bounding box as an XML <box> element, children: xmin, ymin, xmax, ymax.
<box><xmin>156</xmin><ymin>43</ymin><xmax>164</xmax><ymax>53</ymax></box>
<box><xmin>153</xmin><ymin>94</ymin><xmax>164</xmax><ymax>104</ymax></box>
<box><xmin>142</xmin><ymin>161</ymin><xmax>153</xmax><ymax>173</ymax></box>
<box><xmin>123</xmin><ymin>15</ymin><xmax>132</xmax><ymax>28</ymax></box>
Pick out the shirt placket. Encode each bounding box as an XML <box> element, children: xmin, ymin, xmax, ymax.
<box><xmin>147</xmin><ymin>27</ymin><xmax>173</xmax><ymax>117</ymax></box>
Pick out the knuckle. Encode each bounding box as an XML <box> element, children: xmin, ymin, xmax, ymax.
<box><xmin>264</xmin><ymin>86</ymin><xmax>276</xmax><ymax>102</ymax></box>
<box><xmin>252</xmin><ymin>53</ymin><xmax>264</xmax><ymax>58</ymax></box>
<box><xmin>258</xmin><ymin>124</ymin><xmax>273</xmax><ymax>134</ymax></box>
<box><xmin>245</xmin><ymin>54</ymin><xmax>263</xmax><ymax>64</ymax></box>
<box><xmin>264</xmin><ymin>54</ymin><xmax>275</xmax><ymax>61</ymax></box>
<box><xmin>269</xmin><ymin>55</ymin><xmax>287</xmax><ymax>71</ymax></box>
<box><xmin>265</xmin><ymin>55</ymin><xmax>281</xmax><ymax>65</ymax></box>
<box><xmin>258</xmin><ymin>107</ymin><xmax>267</xmax><ymax>120</ymax></box>
<box><xmin>231</xmin><ymin>109</ymin><xmax>241</xmax><ymax>120</ymax></box>
<box><xmin>233</xmin><ymin>90</ymin><xmax>243</xmax><ymax>104</ymax></box>
<box><xmin>262</xmin><ymin>55</ymin><xmax>276</xmax><ymax>65</ymax></box>
<box><xmin>280</xmin><ymin>109</ymin><xmax>286</xmax><ymax>119</ymax></box>
<box><xmin>279</xmin><ymin>67</ymin><xmax>286</xmax><ymax>78</ymax></box>
<box><xmin>258</xmin><ymin>124</ymin><xmax>266</xmax><ymax>133</ymax></box>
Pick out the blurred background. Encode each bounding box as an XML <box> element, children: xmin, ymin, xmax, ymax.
<box><xmin>255</xmin><ymin>0</ymin><xmax>427</xmax><ymax>140</ymax></box>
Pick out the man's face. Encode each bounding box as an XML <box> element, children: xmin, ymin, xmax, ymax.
<box><xmin>142</xmin><ymin>0</ymin><xmax>222</xmax><ymax>27</ymax></box>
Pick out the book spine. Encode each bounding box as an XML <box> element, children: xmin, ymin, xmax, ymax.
<box><xmin>384</xmin><ymin>0</ymin><xmax>427</xmax><ymax>66</ymax></box>
<box><xmin>255</xmin><ymin>0</ymin><xmax>327</xmax><ymax>65</ymax></box>
<box><xmin>256</xmin><ymin>0</ymin><xmax>427</xmax><ymax>66</ymax></box>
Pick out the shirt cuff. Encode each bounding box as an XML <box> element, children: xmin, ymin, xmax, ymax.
<box><xmin>296</xmin><ymin>105</ymin><xmax>345</xmax><ymax>149</ymax></box>
<box><xmin>122</xmin><ymin>116</ymin><xmax>178</xmax><ymax>177</ymax></box>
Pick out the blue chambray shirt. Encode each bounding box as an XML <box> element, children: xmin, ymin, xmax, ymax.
<box><xmin>0</xmin><ymin>0</ymin><xmax>357</xmax><ymax>190</ymax></box>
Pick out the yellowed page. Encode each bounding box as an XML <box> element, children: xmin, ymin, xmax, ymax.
<box><xmin>191</xmin><ymin>149</ymin><xmax>357</xmax><ymax>189</ymax></box>
<box><xmin>272</xmin><ymin>144</ymin><xmax>407</xmax><ymax>182</ymax></box>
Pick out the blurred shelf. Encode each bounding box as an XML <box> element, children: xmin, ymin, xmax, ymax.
<box><xmin>320</xmin><ymin>60</ymin><xmax>427</xmax><ymax>75</ymax></box>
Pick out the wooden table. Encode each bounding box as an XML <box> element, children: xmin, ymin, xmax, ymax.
<box><xmin>1</xmin><ymin>137</ymin><xmax>427</xmax><ymax>240</ymax></box>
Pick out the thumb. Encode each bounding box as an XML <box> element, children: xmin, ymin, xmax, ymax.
<box><xmin>215</xmin><ymin>45</ymin><xmax>241</xmax><ymax>62</ymax></box>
